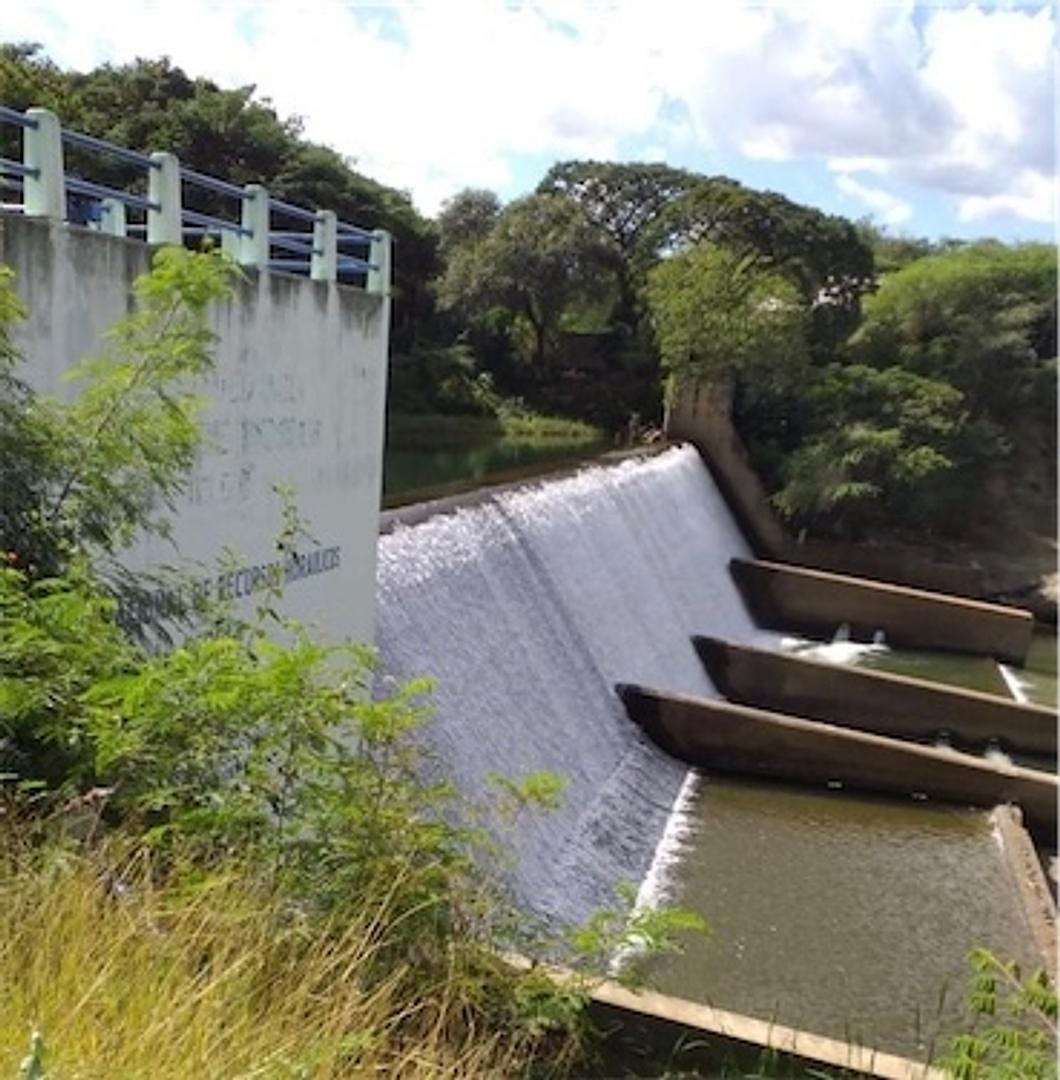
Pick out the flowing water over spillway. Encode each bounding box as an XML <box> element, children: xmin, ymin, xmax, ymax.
<box><xmin>375</xmin><ymin>445</ymin><xmax>1046</xmax><ymax>1056</ymax></box>
<box><xmin>376</xmin><ymin>446</ymin><xmax>764</xmax><ymax>923</ymax></box>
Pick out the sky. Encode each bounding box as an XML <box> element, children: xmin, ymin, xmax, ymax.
<box><xmin>3</xmin><ymin>0</ymin><xmax>1056</xmax><ymax>240</ymax></box>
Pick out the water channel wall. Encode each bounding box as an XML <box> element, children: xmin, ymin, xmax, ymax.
<box><xmin>695</xmin><ymin>637</ymin><xmax>1056</xmax><ymax>756</ymax></box>
<box><xmin>504</xmin><ymin>956</ymin><xmax>943</xmax><ymax>1080</ymax></box>
<box><xmin>731</xmin><ymin>558</ymin><xmax>1034</xmax><ymax>664</ymax></box>
<box><xmin>664</xmin><ymin>382</ymin><xmax>988</xmax><ymax>598</ymax></box>
<box><xmin>0</xmin><ymin>213</ymin><xmax>389</xmax><ymax>644</ymax></box>
<box><xmin>616</xmin><ymin>684</ymin><xmax>1058</xmax><ymax>837</ymax></box>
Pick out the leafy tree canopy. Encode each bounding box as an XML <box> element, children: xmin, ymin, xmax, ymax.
<box><xmin>646</xmin><ymin>242</ymin><xmax>810</xmax><ymax>395</ymax></box>
<box><xmin>436</xmin><ymin>193</ymin><xmax>619</xmax><ymax>366</ymax></box>
<box><xmin>537</xmin><ymin>160</ymin><xmax>700</xmax><ymax>259</ymax></box>
<box><xmin>772</xmin><ymin>363</ymin><xmax>968</xmax><ymax>538</ymax></box>
<box><xmin>850</xmin><ymin>242</ymin><xmax>1057</xmax><ymax>429</ymax></box>
<box><xmin>436</xmin><ymin>188</ymin><xmax>502</xmax><ymax>259</ymax></box>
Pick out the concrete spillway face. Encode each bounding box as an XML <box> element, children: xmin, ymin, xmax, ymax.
<box><xmin>375</xmin><ymin>446</ymin><xmax>767</xmax><ymax>926</ymax></box>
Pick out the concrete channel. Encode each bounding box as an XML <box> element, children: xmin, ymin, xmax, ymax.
<box><xmin>694</xmin><ymin>636</ymin><xmax>1056</xmax><ymax>756</ymax></box>
<box><xmin>729</xmin><ymin>558</ymin><xmax>1034</xmax><ymax>664</ymax></box>
<box><xmin>615</xmin><ymin>683</ymin><xmax>1057</xmax><ymax>837</ymax></box>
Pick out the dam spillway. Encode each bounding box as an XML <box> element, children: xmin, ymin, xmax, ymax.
<box><xmin>375</xmin><ymin>446</ymin><xmax>765</xmax><ymax>923</ymax></box>
<box><xmin>374</xmin><ymin>444</ymin><xmax>1049</xmax><ymax>1058</ymax></box>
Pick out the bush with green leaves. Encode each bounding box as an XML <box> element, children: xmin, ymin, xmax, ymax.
<box><xmin>771</xmin><ymin>363</ymin><xmax>969</xmax><ymax>538</ymax></box>
<box><xmin>941</xmin><ymin>948</ymin><xmax>1057</xmax><ymax>1080</ymax></box>
<box><xmin>0</xmin><ymin>248</ymin><xmax>706</xmax><ymax>1074</ymax></box>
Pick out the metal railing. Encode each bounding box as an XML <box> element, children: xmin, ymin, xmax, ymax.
<box><xmin>0</xmin><ymin>104</ymin><xmax>391</xmax><ymax>293</ymax></box>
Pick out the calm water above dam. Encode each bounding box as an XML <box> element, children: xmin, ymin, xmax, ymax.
<box><xmin>644</xmin><ymin>778</ymin><xmax>1042</xmax><ymax>1059</ymax></box>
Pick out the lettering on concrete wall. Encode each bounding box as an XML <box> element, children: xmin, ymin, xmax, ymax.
<box><xmin>187</xmin><ymin>369</ymin><xmax>326</xmax><ymax>508</ymax></box>
<box><xmin>117</xmin><ymin>544</ymin><xmax>342</xmax><ymax>632</ymax></box>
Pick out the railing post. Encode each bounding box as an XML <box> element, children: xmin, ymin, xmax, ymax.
<box><xmin>220</xmin><ymin>229</ymin><xmax>240</xmax><ymax>260</ymax></box>
<box><xmin>147</xmin><ymin>151</ymin><xmax>181</xmax><ymax>245</ymax></box>
<box><xmin>23</xmin><ymin>107</ymin><xmax>65</xmax><ymax>220</ymax></box>
<box><xmin>99</xmin><ymin>197</ymin><xmax>126</xmax><ymax>237</ymax></box>
<box><xmin>311</xmin><ymin>209</ymin><xmax>337</xmax><ymax>282</ymax></box>
<box><xmin>367</xmin><ymin>229</ymin><xmax>392</xmax><ymax>297</ymax></box>
<box><xmin>239</xmin><ymin>184</ymin><xmax>269</xmax><ymax>269</ymax></box>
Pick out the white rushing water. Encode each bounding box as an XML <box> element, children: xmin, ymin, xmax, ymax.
<box><xmin>375</xmin><ymin>446</ymin><xmax>767</xmax><ymax>926</ymax></box>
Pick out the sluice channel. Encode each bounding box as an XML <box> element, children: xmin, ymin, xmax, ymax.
<box><xmin>375</xmin><ymin>445</ymin><xmax>1052</xmax><ymax>1060</ymax></box>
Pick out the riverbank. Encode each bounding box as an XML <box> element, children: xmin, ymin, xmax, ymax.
<box><xmin>387</xmin><ymin>408</ymin><xmax>604</xmax><ymax>448</ymax></box>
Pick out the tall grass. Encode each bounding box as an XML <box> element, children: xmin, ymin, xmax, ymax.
<box><xmin>0</xmin><ymin>836</ymin><xmax>569</xmax><ymax>1078</ymax></box>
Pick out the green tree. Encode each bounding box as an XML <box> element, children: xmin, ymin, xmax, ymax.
<box><xmin>850</xmin><ymin>242</ymin><xmax>1057</xmax><ymax>435</ymax></box>
<box><xmin>538</xmin><ymin>161</ymin><xmax>698</xmax><ymax>261</ymax></box>
<box><xmin>855</xmin><ymin>220</ymin><xmax>938</xmax><ymax>277</ymax></box>
<box><xmin>646</xmin><ymin>242</ymin><xmax>810</xmax><ymax>397</ymax></box>
<box><xmin>653</xmin><ymin>180</ymin><xmax>874</xmax><ymax>360</ymax></box>
<box><xmin>436</xmin><ymin>193</ymin><xmax>619</xmax><ymax>367</ymax></box>
<box><xmin>436</xmin><ymin>187</ymin><xmax>502</xmax><ymax>259</ymax></box>
<box><xmin>771</xmin><ymin>364</ymin><xmax>967</xmax><ymax>538</ymax></box>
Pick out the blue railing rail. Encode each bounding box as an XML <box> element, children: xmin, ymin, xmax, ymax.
<box><xmin>0</xmin><ymin>105</ymin><xmax>390</xmax><ymax>293</ymax></box>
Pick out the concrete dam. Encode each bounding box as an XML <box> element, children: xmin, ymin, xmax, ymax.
<box><xmin>375</xmin><ymin>446</ymin><xmax>1052</xmax><ymax>1060</ymax></box>
<box><xmin>3</xmin><ymin>104</ymin><xmax>1051</xmax><ymax>1069</ymax></box>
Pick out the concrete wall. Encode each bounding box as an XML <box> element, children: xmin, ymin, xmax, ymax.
<box><xmin>0</xmin><ymin>213</ymin><xmax>389</xmax><ymax>645</ymax></box>
<box><xmin>665</xmin><ymin>381</ymin><xmax>987</xmax><ymax>598</ymax></box>
<box><xmin>664</xmin><ymin>380</ymin><xmax>790</xmax><ymax>558</ymax></box>
<box><xmin>616</xmin><ymin>683</ymin><xmax>1058</xmax><ymax>836</ymax></box>
<box><xmin>695</xmin><ymin>636</ymin><xmax>1056</xmax><ymax>756</ymax></box>
<box><xmin>731</xmin><ymin>557</ymin><xmax>1034</xmax><ymax>664</ymax></box>
<box><xmin>504</xmin><ymin>956</ymin><xmax>943</xmax><ymax>1080</ymax></box>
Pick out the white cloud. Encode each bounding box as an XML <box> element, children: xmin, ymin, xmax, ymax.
<box><xmin>2</xmin><ymin>0</ymin><xmax>1054</xmax><ymax>227</ymax></box>
<box><xmin>958</xmin><ymin>170</ymin><xmax>1054</xmax><ymax>225</ymax></box>
<box><xmin>835</xmin><ymin>174</ymin><xmax>913</xmax><ymax>226</ymax></box>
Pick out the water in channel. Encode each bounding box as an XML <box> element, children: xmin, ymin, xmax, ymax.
<box><xmin>642</xmin><ymin>777</ymin><xmax>1042</xmax><ymax>1059</ymax></box>
<box><xmin>374</xmin><ymin>446</ymin><xmax>1045</xmax><ymax>1055</ymax></box>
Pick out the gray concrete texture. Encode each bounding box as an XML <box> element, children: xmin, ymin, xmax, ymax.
<box><xmin>695</xmin><ymin>636</ymin><xmax>1056</xmax><ymax>756</ymax></box>
<box><xmin>615</xmin><ymin>683</ymin><xmax>1057</xmax><ymax>836</ymax></box>
<box><xmin>731</xmin><ymin>557</ymin><xmax>1034</xmax><ymax>664</ymax></box>
<box><xmin>1</xmin><ymin>214</ymin><xmax>389</xmax><ymax>645</ymax></box>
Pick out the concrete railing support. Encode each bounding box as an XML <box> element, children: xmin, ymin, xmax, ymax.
<box><xmin>368</xmin><ymin>229</ymin><xmax>392</xmax><ymax>297</ymax></box>
<box><xmin>147</xmin><ymin>151</ymin><xmax>181</xmax><ymax>245</ymax></box>
<box><xmin>23</xmin><ymin>107</ymin><xmax>65</xmax><ymax>220</ymax></box>
<box><xmin>99</xmin><ymin>197</ymin><xmax>126</xmax><ymax>238</ymax></box>
<box><xmin>239</xmin><ymin>184</ymin><xmax>270</xmax><ymax>269</ymax></box>
<box><xmin>311</xmin><ymin>209</ymin><xmax>337</xmax><ymax>282</ymax></box>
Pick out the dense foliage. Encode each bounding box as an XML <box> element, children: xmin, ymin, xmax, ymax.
<box><xmin>646</xmin><ymin>244</ymin><xmax>809</xmax><ymax>398</ymax></box>
<box><xmin>776</xmin><ymin>242</ymin><xmax>1056</xmax><ymax>539</ymax></box>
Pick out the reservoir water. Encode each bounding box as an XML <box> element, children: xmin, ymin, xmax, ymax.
<box><xmin>374</xmin><ymin>446</ymin><xmax>1046</xmax><ymax>1056</ymax></box>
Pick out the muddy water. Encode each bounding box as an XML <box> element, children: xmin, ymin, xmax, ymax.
<box><xmin>644</xmin><ymin>777</ymin><xmax>1043</xmax><ymax>1059</ymax></box>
